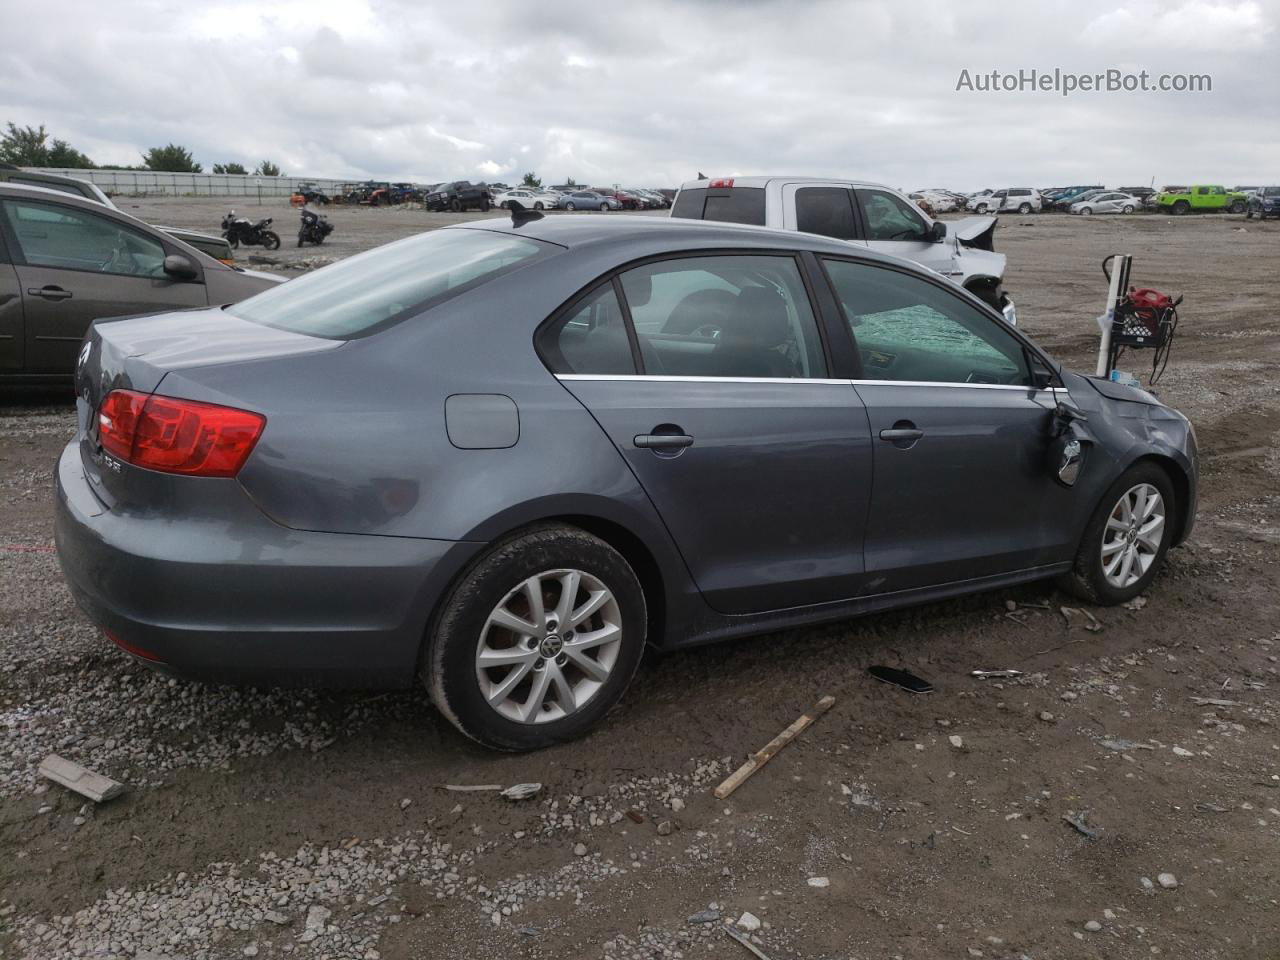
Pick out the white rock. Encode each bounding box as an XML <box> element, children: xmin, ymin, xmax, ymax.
<box><xmin>1084</xmin><ymin>920</ymin><xmax>1102</xmax><ymax>932</ymax></box>
<box><xmin>737</xmin><ymin>912</ymin><xmax>761</xmax><ymax>932</ymax></box>
<box><xmin>1172</xmin><ymin>747</ymin><xmax>1194</xmax><ymax>757</ymax></box>
<box><xmin>949</xmin><ymin>735</ymin><xmax>964</xmax><ymax>749</ymax></box>
<box><xmin>670</xmin><ymin>797</ymin><xmax>685</xmax><ymax>812</ymax></box>
<box><xmin>1157</xmin><ymin>872</ymin><xmax>1179</xmax><ymax>889</ymax></box>
<box><xmin>806</xmin><ymin>876</ymin><xmax>830</xmax><ymax>888</ymax></box>
<box><xmin>573</xmin><ymin>843</ymin><xmax>588</xmax><ymax>857</ymax></box>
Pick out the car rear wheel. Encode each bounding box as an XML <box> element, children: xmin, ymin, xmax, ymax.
<box><xmin>1080</xmin><ymin>207</ymin><xmax>1093</xmax><ymax>216</ymax></box>
<box><xmin>1122</xmin><ymin>204</ymin><xmax>1135</xmax><ymax>214</ymax></box>
<box><xmin>1062</xmin><ymin>463</ymin><xmax>1175</xmax><ymax>605</ymax></box>
<box><xmin>425</xmin><ymin>525</ymin><xmax>647</xmax><ymax>751</ymax></box>
<box><xmin>1018</xmin><ymin>202</ymin><xmax>1032</xmax><ymax>214</ymax></box>
<box><xmin>534</xmin><ymin>201</ymin><xmax>544</xmax><ymax>210</ymax></box>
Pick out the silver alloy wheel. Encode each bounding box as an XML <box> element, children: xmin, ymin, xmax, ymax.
<box><xmin>1100</xmin><ymin>483</ymin><xmax>1166</xmax><ymax>589</ymax></box>
<box><xmin>476</xmin><ymin>568</ymin><xmax>623</xmax><ymax>724</ymax></box>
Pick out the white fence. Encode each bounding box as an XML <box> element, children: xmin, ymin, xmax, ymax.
<box><xmin>23</xmin><ymin>169</ymin><xmax>371</xmax><ymax>199</ymax></box>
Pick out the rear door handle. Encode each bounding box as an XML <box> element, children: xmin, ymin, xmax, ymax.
<box><xmin>634</xmin><ymin>433</ymin><xmax>694</xmax><ymax>449</ymax></box>
<box><xmin>28</xmin><ymin>286</ymin><xmax>73</xmax><ymax>301</ymax></box>
<box><xmin>879</xmin><ymin>428</ymin><xmax>924</xmax><ymax>441</ymax></box>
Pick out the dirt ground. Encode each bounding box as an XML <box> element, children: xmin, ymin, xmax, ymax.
<box><xmin>2</xmin><ymin>201</ymin><xmax>1279</xmax><ymax>960</ymax></box>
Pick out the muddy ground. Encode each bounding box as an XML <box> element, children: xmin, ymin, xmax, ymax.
<box><xmin>2</xmin><ymin>202</ymin><xmax>1279</xmax><ymax>960</ymax></box>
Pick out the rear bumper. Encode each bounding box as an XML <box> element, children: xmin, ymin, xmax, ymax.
<box><xmin>54</xmin><ymin>442</ymin><xmax>481</xmax><ymax>688</ymax></box>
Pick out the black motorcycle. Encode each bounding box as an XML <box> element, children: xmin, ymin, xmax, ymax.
<box><xmin>221</xmin><ymin>211</ymin><xmax>280</xmax><ymax>250</ymax></box>
<box><xmin>297</xmin><ymin>208</ymin><xmax>334</xmax><ymax>247</ymax></box>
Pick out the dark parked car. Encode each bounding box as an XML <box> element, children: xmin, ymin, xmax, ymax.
<box><xmin>1246</xmin><ymin>186</ymin><xmax>1280</xmax><ymax>220</ymax></box>
<box><xmin>0</xmin><ymin>183</ymin><xmax>281</xmax><ymax>380</ymax></box>
<box><xmin>55</xmin><ymin>215</ymin><xmax>1197</xmax><ymax>751</ymax></box>
<box><xmin>425</xmin><ymin>181</ymin><xmax>493</xmax><ymax>212</ymax></box>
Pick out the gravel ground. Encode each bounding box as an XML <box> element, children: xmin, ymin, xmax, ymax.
<box><xmin>2</xmin><ymin>203</ymin><xmax>1279</xmax><ymax>960</ymax></box>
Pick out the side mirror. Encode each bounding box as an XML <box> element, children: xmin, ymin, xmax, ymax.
<box><xmin>163</xmin><ymin>254</ymin><xmax>199</xmax><ymax>281</ymax></box>
<box><xmin>1028</xmin><ymin>353</ymin><xmax>1060</xmax><ymax>389</ymax></box>
<box><xmin>929</xmin><ymin>221</ymin><xmax>947</xmax><ymax>242</ymax></box>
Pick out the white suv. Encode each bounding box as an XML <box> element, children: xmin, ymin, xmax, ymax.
<box><xmin>982</xmin><ymin>188</ymin><xmax>1043</xmax><ymax>214</ymax></box>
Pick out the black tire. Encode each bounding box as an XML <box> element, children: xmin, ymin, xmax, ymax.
<box><xmin>1245</xmin><ymin>209</ymin><xmax>1254</xmax><ymax>219</ymax></box>
<box><xmin>968</xmin><ymin>279</ymin><xmax>1005</xmax><ymax>314</ymax></box>
<box><xmin>500</xmin><ymin>201</ymin><xmax>510</xmax><ymax>209</ymax></box>
<box><xmin>481</xmin><ymin>198</ymin><xmax>492</xmax><ymax>211</ymax></box>
<box><xmin>1061</xmin><ymin>462</ymin><xmax>1176</xmax><ymax>605</ymax></box>
<box><xmin>261</xmin><ymin>231</ymin><xmax>281</xmax><ymax>250</ymax></box>
<box><xmin>424</xmin><ymin>525</ymin><xmax>647</xmax><ymax>751</ymax></box>
<box><xmin>1122</xmin><ymin>205</ymin><xmax>1135</xmax><ymax>214</ymax></box>
<box><xmin>533</xmin><ymin>201</ymin><xmax>544</xmax><ymax>211</ymax></box>
<box><xmin>1172</xmin><ymin>200</ymin><xmax>1190</xmax><ymax>215</ymax></box>
<box><xmin>1229</xmin><ymin>200</ymin><xmax>1246</xmax><ymax>215</ymax></box>
<box><xmin>450</xmin><ymin>198</ymin><xmax>462</xmax><ymax>213</ymax></box>
<box><xmin>1018</xmin><ymin>202</ymin><xmax>1032</xmax><ymax>214</ymax></box>
<box><xmin>565</xmin><ymin>202</ymin><xmax>576</xmax><ymax>211</ymax></box>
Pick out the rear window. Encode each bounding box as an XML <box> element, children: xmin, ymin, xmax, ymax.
<box><xmin>227</xmin><ymin>228</ymin><xmax>548</xmax><ymax>338</ymax></box>
<box><xmin>670</xmin><ymin>187</ymin><xmax>765</xmax><ymax>226</ymax></box>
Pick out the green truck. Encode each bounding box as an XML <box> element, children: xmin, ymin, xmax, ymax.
<box><xmin>1154</xmin><ymin>184</ymin><xmax>1248</xmax><ymax>215</ymax></box>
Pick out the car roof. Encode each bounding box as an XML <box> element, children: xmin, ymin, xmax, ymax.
<box><xmin>452</xmin><ymin>209</ymin><xmax>937</xmax><ymax>270</ymax></box>
<box><xmin>677</xmin><ymin>175</ymin><xmax>886</xmax><ymax>190</ymax></box>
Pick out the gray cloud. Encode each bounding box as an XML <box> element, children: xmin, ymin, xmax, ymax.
<box><xmin>0</xmin><ymin>0</ymin><xmax>1274</xmax><ymax>189</ymax></box>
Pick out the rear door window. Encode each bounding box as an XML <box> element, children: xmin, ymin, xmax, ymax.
<box><xmin>228</xmin><ymin>228</ymin><xmax>549</xmax><ymax>338</ymax></box>
<box><xmin>617</xmin><ymin>255</ymin><xmax>825</xmax><ymax>378</ymax></box>
<box><xmin>795</xmin><ymin>187</ymin><xmax>858</xmax><ymax>241</ymax></box>
<box><xmin>671</xmin><ymin>187</ymin><xmax>766</xmax><ymax>226</ymax></box>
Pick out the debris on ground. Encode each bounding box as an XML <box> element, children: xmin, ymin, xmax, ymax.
<box><xmin>687</xmin><ymin>909</ymin><xmax>721</xmax><ymax>924</ymax></box>
<box><xmin>868</xmin><ymin>666</ymin><xmax>934</xmax><ymax>693</ymax></box>
<box><xmin>1190</xmin><ymin>697</ymin><xmax>1241</xmax><ymax>707</ymax></box>
<box><xmin>1101</xmin><ymin>739</ymin><xmax>1154</xmax><ymax>752</ymax></box>
<box><xmin>1062</xmin><ymin>812</ymin><xmax>1099</xmax><ymax>839</ymax></box>
<box><xmin>443</xmin><ymin>784</ymin><xmax>503</xmax><ymax>792</ymax></box>
<box><xmin>500</xmin><ymin>782</ymin><xmax>542</xmax><ymax>801</ymax></box>
<box><xmin>723</xmin><ymin>922</ymin><xmax>772</xmax><ymax>959</ymax></box>
<box><xmin>735</xmin><ymin>912</ymin><xmax>762</xmax><ymax>932</ymax></box>
<box><xmin>38</xmin><ymin>755</ymin><xmax>125</xmax><ymax>803</ymax></box>
<box><xmin>1158</xmin><ymin>873</ymin><xmax>1179</xmax><ymax>889</ymax></box>
<box><xmin>970</xmin><ymin>669</ymin><xmax>1024</xmax><ymax>680</ymax></box>
<box><xmin>714</xmin><ymin>695</ymin><xmax>835</xmax><ymax>800</ymax></box>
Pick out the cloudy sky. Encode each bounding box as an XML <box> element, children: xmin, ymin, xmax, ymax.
<box><xmin>0</xmin><ymin>0</ymin><xmax>1275</xmax><ymax>189</ymax></box>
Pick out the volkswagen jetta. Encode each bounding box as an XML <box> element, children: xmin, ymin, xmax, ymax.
<box><xmin>55</xmin><ymin>212</ymin><xmax>1198</xmax><ymax>750</ymax></box>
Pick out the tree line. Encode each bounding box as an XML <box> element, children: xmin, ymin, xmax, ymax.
<box><xmin>1</xmin><ymin>123</ymin><xmax>282</xmax><ymax>176</ymax></box>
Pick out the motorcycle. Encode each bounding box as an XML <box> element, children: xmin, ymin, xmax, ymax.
<box><xmin>220</xmin><ymin>211</ymin><xmax>280</xmax><ymax>250</ymax></box>
<box><xmin>297</xmin><ymin>208</ymin><xmax>334</xmax><ymax>247</ymax></box>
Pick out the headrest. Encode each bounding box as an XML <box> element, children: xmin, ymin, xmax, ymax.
<box><xmin>728</xmin><ymin>286</ymin><xmax>790</xmax><ymax>347</ymax></box>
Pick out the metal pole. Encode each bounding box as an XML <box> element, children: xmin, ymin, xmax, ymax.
<box><xmin>1095</xmin><ymin>254</ymin><xmax>1128</xmax><ymax>377</ymax></box>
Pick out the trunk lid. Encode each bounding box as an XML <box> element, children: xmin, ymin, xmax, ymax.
<box><xmin>75</xmin><ymin>306</ymin><xmax>342</xmax><ymax>508</ymax></box>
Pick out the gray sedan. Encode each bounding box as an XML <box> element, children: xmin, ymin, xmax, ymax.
<box><xmin>557</xmin><ymin>191</ymin><xmax>620</xmax><ymax>211</ymax></box>
<box><xmin>55</xmin><ymin>213</ymin><xmax>1198</xmax><ymax>750</ymax></box>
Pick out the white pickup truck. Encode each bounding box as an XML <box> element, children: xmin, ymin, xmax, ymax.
<box><xmin>671</xmin><ymin>176</ymin><xmax>1016</xmax><ymax>324</ymax></box>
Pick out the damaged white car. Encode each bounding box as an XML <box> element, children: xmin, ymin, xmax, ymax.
<box><xmin>671</xmin><ymin>176</ymin><xmax>1016</xmax><ymax>324</ymax></box>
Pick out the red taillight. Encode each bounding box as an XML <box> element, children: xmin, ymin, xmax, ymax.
<box><xmin>97</xmin><ymin>389</ymin><xmax>265</xmax><ymax>478</ymax></box>
<box><xmin>709</xmin><ymin>178</ymin><xmax>734</xmax><ymax>188</ymax></box>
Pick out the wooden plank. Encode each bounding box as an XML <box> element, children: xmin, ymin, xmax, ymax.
<box><xmin>713</xmin><ymin>695</ymin><xmax>835</xmax><ymax>800</ymax></box>
<box><xmin>38</xmin><ymin>755</ymin><xmax>125</xmax><ymax>803</ymax></box>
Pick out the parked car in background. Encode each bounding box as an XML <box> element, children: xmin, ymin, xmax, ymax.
<box><xmin>0</xmin><ymin>183</ymin><xmax>281</xmax><ymax>380</ymax></box>
<box><xmin>0</xmin><ymin>164</ymin><xmax>116</xmax><ymax>207</ymax></box>
<box><xmin>589</xmin><ymin>189</ymin><xmax>641</xmax><ymax>209</ymax></box>
<box><xmin>997</xmin><ymin>188</ymin><xmax>1042</xmax><ymax>213</ymax></box>
<box><xmin>494</xmin><ymin>188</ymin><xmax>557</xmax><ymax>211</ymax></box>
<box><xmin>1042</xmin><ymin>185</ymin><xmax>1106</xmax><ymax>211</ymax></box>
<box><xmin>672</xmin><ymin>176</ymin><xmax>1016</xmax><ymax>322</ymax></box>
<box><xmin>1246</xmin><ymin>186</ymin><xmax>1280</xmax><ymax>220</ymax></box>
<box><xmin>635</xmin><ymin>189</ymin><xmax>671</xmax><ymax>209</ymax></box>
<box><xmin>910</xmin><ymin>190</ymin><xmax>962</xmax><ymax>213</ymax></box>
<box><xmin>1071</xmin><ymin>192</ymin><xmax>1141</xmax><ymax>215</ymax></box>
<box><xmin>54</xmin><ymin>213</ymin><xmax>1198</xmax><ymax>751</ymax></box>
<box><xmin>425</xmin><ymin>181</ymin><xmax>493</xmax><ymax>212</ymax></box>
<box><xmin>1154</xmin><ymin>185</ymin><xmax>1248</xmax><ymax>215</ymax></box>
<box><xmin>558</xmin><ymin>191</ymin><xmax>620</xmax><ymax>211</ymax></box>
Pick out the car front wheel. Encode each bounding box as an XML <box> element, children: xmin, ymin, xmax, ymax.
<box><xmin>425</xmin><ymin>525</ymin><xmax>647</xmax><ymax>751</ymax></box>
<box><xmin>1062</xmin><ymin>463</ymin><xmax>1175</xmax><ymax>605</ymax></box>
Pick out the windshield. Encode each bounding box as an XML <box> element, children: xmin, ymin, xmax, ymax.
<box><xmin>227</xmin><ymin>228</ymin><xmax>550</xmax><ymax>338</ymax></box>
